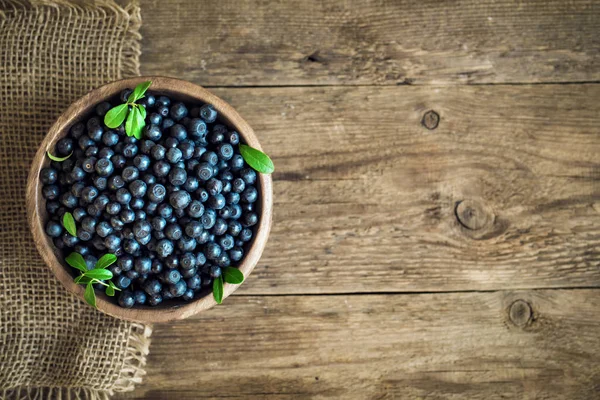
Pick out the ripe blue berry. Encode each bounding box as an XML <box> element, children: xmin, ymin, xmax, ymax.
<box><xmin>135</xmin><ymin>257</ymin><xmax>152</xmax><ymax>274</ymax></box>
<box><xmin>169</xmin><ymin>190</ymin><xmax>191</xmax><ymax>210</ymax></box>
<box><xmin>122</xmin><ymin>166</ymin><xmax>139</xmax><ymax>182</ymax></box>
<box><xmin>45</xmin><ymin>221</ymin><xmax>63</xmax><ymax>237</ymax></box>
<box><xmin>211</xmin><ymin>218</ymin><xmax>228</xmax><ymax>236</ymax></box>
<box><xmin>170</xmin><ymin>103</ymin><xmax>188</xmax><ymax>121</ymax></box>
<box><xmin>40</xmin><ymin>168</ymin><xmax>58</xmax><ymax>185</ymax></box>
<box><xmin>200</xmin><ymin>104</ymin><xmax>217</xmax><ymax>123</ymax></box>
<box><xmin>217</xmin><ymin>143</ymin><xmax>234</xmax><ymax>160</ymax></box>
<box><xmin>118</xmin><ymin>291</ymin><xmax>135</xmax><ymax>308</ymax></box>
<box><xmin>168</xmin><ymin>167</ymin><xmax>187</xmax><ymax>186</ymax></box>
<box><xmin>129</xmin><ymin>180</ymin><xmax>147</xmax><ymax>198</ymax></box>
<box><xmin>168</xmin><ymin>280</ymin><xmax>187</xmax><ymax>297</ymax></box>
<box><xmin>134</xmin><ymin>290</ymin><xmax>147</xmax><ymax>305</ymax></box>
<box><xmin>165</xmin><ymin>224</ymin><xmax>183</xmax><ymax>240</ymax></box>
<box><xmin>241</xmin><ymin>186</ymin><xmax>258</xmax><ymax>203</ymax></box>
<box><xmin>156</xmin><ymin>239</ymin><xmax>174</xmax><ymax>257</ymax></box>
<box><xmin>116</xmin><ymin>188</ymin><xmax>132</xmax><ymax>204</ymax></box>
<box><xmin>95</xmin><ymin>158</ymin><xmax>114</xmax><ymax>177</ymax></box>
<box><xmin>108</xmin><ymin>175</ymin><xmax>125</xmax><ymax>191</ymax></box>
<box><xmin>133</xmin><ymin>154</ymin><xmax>151</xmax><ymax>171</ymax></box>
<box><xmin>207</xmin><ymin>194</ymin><xmax>226</xmax><ymax>210</ymax></box>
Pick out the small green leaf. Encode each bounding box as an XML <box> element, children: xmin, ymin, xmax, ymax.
<box><xmin>65</xmin><ymin>252</ymin><xmax>87</xmax><ymax>273</ymax></box>
<box><xmin>104</xmin><ymin>104</ymin><xmax>128</xmax><ymax>128</ymax></box>
<box><xmin>239</xmin><ymin>144</ymin><xmax>274</xmax><ymax>174</ymax></box>
<box><xmin>74</xmin><ymin>275</ymin><xmax>92</xmax><ymax>285</ymax></box>
<box><xmin>125</xmin><ymin>106</ymin><xmax>136</xmax><ymax>137</ymax></box>
<box><xmin>127</xmin><ymin>81</ymin><xmax>152</xmax><ymax>103</ymax></box>
<box><xmin>47</xmin><ymin>151</ymin><xmax>72</xmax><ymax>162</ymax></box>
<box><xmin>138</xmin><ymin>104</ymin><xmax>147</xmax><ymax>120</ymax></box>
<box><xmin>213</xmin><ymin>276</ymin><xmax>224</xmax><ymax>304</ymax></box>
<box><xmin>84</xmin><ymin>282</ymin><xmax>97</xmax><ymax>308</ymax></box>
<box><xmin>96</xmin><ymin>254</ymin><xmax>117</xmax><ymax>270</ymax></box>
<box><xmin>83</xmin><ymin>269</ymin><xmax>113</xmax><ymax>281</ymax></box>
<box><xmin>125</xmin><ymin>107</ymin><xmax>145</xmax><ymax>139</ymax></box>
<box><xmin>109</xmin><ymin>280</ymin><xmax>121</xmax><ymax>292</ymax></box>
<box><xmin>223</xmin><ymin>267</ymin><xmax>244</xmax><ymax>284</ymax></box>
<box><xmin>105</xmin><ymin>284</ymin><xmax>115</xmax><ymax>297</ymax></box>
<box><xmin>62</xmin><ymin>212</ymin><xmax>76</xmax><ymax>236</ymax></box>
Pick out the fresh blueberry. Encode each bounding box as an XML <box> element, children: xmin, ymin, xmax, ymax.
<box><xmin>122</xmin><ymin>143</ymin><xmax>138</xmax><ymax>158</ymax></box>
<box><xmin>70</xmin><ymin>122</ymin><xmax>85</xmax><ymax>139</ymax></box>
<box><xmin>241</xmin><ymin>186</ymin><xmax>258</xmax><ymax>203</ymax></box>
<box><xmin>207</xmin><ymin>194</ymin><xmax>226</xmax><ymax>210</ymax></box>
<box><xmin>157</xmin><ymin>105</ymin><xmax>169</xmax><ymax>117</ymax></box>
<box><xmin>134</xmin><ymin>257</ymin><xmax>152</xmax><ymax>274</ymax></box>
<box><xmin>169</xmin><ymin>190</ymin><xmax>191</xmax><ymax>210</ymax></box>
<box><xmin>230</xmin><ymin>154</ymin><xmax>245</xmax><ymax>171</ymax></box>
<box><xmin>101</xmin><ymin>130</ymin><xmax>119</xmax><ymax>146</ymax></box>
<box><xmin>133</xmin><ymin>154</ymin><xmax>151</xmax><ymax>171</ymax></box>
<box><xmin>133</xmin><ymin>290</ymin><xmax>147</xmax><ymax>305</ymax></box>
<box><xmin>143</xmin><ymin>279</ymin><xmax>162</xmax><ymax>295</ymax></box>
<box><xmin>161</xmin><ymin>118</ymin><xmax>175</xmax><ymax>130</ymax></box>
<box><xmin>156</xmin><ymin>239</ymin><xmax>174</xmax><ymax>257</ymax></box>
<box><xmin>168</xmin><ymin>280</ymin><xmax>187</xmax><ymax>297</ymax></box>
<box><xmin>169</xmin><ymin>102</ymin><xmax>188</xmax><ymax>121</ymax></box>
<box><xmin>116</xmin><ymin>188</ymin><xmax>132</xmax><ymax>204</ymax></box>
<box><xmin>169</xmin><ymin>124</ymin><xmax>187</xmax><ymax>141</ymax></box>
<box><xmin>148</xmin><ymin>183</ymin><xmax>167</xmax><ymax>203</ymax></box>
<box><xmin>135</xmin><ymin>210</ymin><xmax>147</xmax><ymax>221</ymax></box>
<box><xmin>184</xmin><ymin>221</ymin><xmax>203</xmax><ymax>238</ymax></box>
<box><xmin>118</xmin><ymin>291</ymin><xmax>135</xmax><ymax>308</ymax></box>
<box><xmin>200</xmin><ymin>209</ymin><xmax>217</xmax><ymax>230</ymax></box>
<box><xmin>218</xmin><ymin>206</ymin><xmax>232</xmax><ymax>219</ymax></box>
<box><xmin>145</xmin><ymin>201</ymin><xmax>159</xmax><ymax>215</ymax></box>
<box><xmin>211</xmin><ymin>218</ymin><xmax>228</xmax><ymax>236</ymax></box>
<box><xmin>168</xmin><ymin>167</ymin><xmax>187</xmax><ymax>186</ymax></box>
<box><xmin>120</xmin><ymin>209</ymin><xmax>136</xmax><ymax>224</ymax></box>
<box><xmin>164</xmin><ymin>224</ymin><xmax>183</xmax><ymax>241</ymax></box>
<box><xmin>45</xmin><ymin>221</ymin><xmax>63</xmax><ymax>238</ymax></box>
<box><xmin>59</xmin><ymin>192</ymin><xmax>78</xmax><ymax>208</ymax></box>
<box><xmin>157</xmin><ymin>203</ymin><xmax>173</xmax><ymax>219</ymax></box>
<box><xmin>62</xmin><ymin>231</ymin><xmax>79</xmax><ymax>247</ymax></box>
<box><xmin>119</xmin><ymin>89</ymin><xmax>133</xmax><ymax>103</ymax></box>
<box><xmin>106</xmin><ymin>202</ymin><xmax>121</xmax><ymax>215</ymax></box>
<box><xmin>40</xmin><ymin>168</ymin><xmax>58</xmax><ymax>185</ymax></box>
<box><xmin>108</xmin><ymin>175</ymin><xmax>126</xmax><ymax>191</ymax></box>
<box><xmin>80</xmin><ymin>186</ymin><xmax>98</xmax><ymax>203</ymax></box>
<box><xmin>153</xmin><ymin>160</ymin><xmax>171</xmax><ymax>177</ymax></box>
<box><xmin>229</xmin><ymin>247</ymin><xmax>244</xmax><ymax>262</ymax></box>
<box><xmin>183</xmin><ymin>176</ymin><xmax>199</xmax><ymax>193</ymax></box>
<box><xmin>110</xmin><ymin>216</ymin><xmax>125</xmax><ymax>231</ymax></box>
<box><xmin>147</xmin><ymin>293</ymin><xmax>163</xmax><ymax>306</ymax></box>
<box><xmin>199</xmin><ymin>104</ymin><xmax>217</xmax><ymax>123</ymax></box>
<box><xmin>219</xmin><ymin>234</ymin><xmax>235</xmax><ymax>251</ymax></box>
<box><xmin>177</xmin><ymin>235</ymin><xmax>197</xmax><ymax>252</ymax></box>
<box><xmin>144</xmin><ymin>124</ymin><xmax>162</xmax><ymax>141</ymax></box>
<box><xmin>166</xmin><ymin>147</ymin><xmax>183</xmax><ymax>164</ymax></box>
<box><xmin>148</xmin><ymin>113</ymin><xmax>162</xmax><ymax>126</ymax></box>
<box><xmin>209</xmin><ymin>265</ymin><xmax>222</xmax><ymax>279</ymax></box>
<box><xmin>205</xmin><ymin>242</ymin><xmax>222</xmax><ymax>261</ymax></box>
<box><xmin>111</xmin><ymin>154</ymin><xmax>127</xmax><ymax>170</ymax></box>
<box><xmin>186</xmin><ymin>200</ymin><xmax>204</xmax><ymax>219</ymax></box>
<box><xmin>122</xmin><ymin>166</ymin><xmax>139</xmax><ymax>182</ymax></box>
<box><xmin>133</xmin><ymin>220</ymin><xmax>152</xmax><ymax>239</ymax></box>
<box><xmin>239</xmin><ymin>228</ymin><xmax>253</xmax><ymax>242</ymax></box>
<box><xmin>130</xmin><ymin>197</ymin><xmax>145</xmax><ymax>210</ymax></box>
<box><xmin>196</xmin><ymin>188</ymin><xmax>210</xmax><ymax>203</ymax></box>
<box><xmin>123</xmin><ymin>239</ymin><xmax>141</xmax><ymax>255</ymax></box>
<box><xmin>95</xmin><ymin>158</ymin><xmax>114</xmax><ymax>177</ymax></box>
<box><xmin>142</xmin><ymin>173</ymin><xmax>157</xmax><ymax>185</ymax></box>
<box><xmin>104</xmin><ymin>234</ymin><xmax>121</xmax><ymax>250</ymax></box>
<box><xmin>129</xmin><ymin>180</ymin><xmax>147</xmax><ymax>198</ymax></box>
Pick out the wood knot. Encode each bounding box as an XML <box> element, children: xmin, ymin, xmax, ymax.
<box><xmin>509</xmin><ymin>300</ymin><xmax>532</xmax><ymax>327</ymax></box>
<box><xmin>421</xmin><ymin>110</ymin><xmax>440</xmax><ymax>130</ymax></box>
<box><xmin>455</xmin><ymin>199</ymin><xmax>493</xmax><ymax>231</ymax></box>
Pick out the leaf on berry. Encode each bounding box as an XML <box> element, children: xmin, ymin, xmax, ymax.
<box><xmin>128</xmin><ymin>80</ymin><xmax>152</xmax><ymax>103</ymax></box>
<box><xmin>223</xmin><ymin>267</ymin><xmax>244</xmax><ymax>284</ymax></box>
<box><xmin>104</xmin><ymin>104</ymin><xmax>128</xmax><ymax>129</ymax></box>
<box><xmin>126</xmin><ymin>107</ymin><xmax>145</xmax><ymax>140</ymax></box>
<box><xmin>84</xmin><ymin>282</ymin><xmax>97</xmax><ymax>308</ymax></box>
<box><xmin>105</xmin><ymin>284</ymin><xmax>115</xmax><ymax>297</ymax></box>
<box><xmin>213</xmin><ymin>276</ymin><xmax>224</xmax><ymax>304</ymax></box>
<box><xmin>96</xmin><ymin>253</ymin><xmax>117</xmax><ymax>270</ymax></box>
<box><xmin>46</xmin><ymin>150</ymin><xmax>72</xmax><ymax>162</ymax></box>
<box><xmin>239</xmin><ymin>144</ymin><xmax>274</xmax><ymax>174</ymax></box>
<box><xmin>62</xmin><ymin>212</ymin><xmax>76</xmax><ymax>236</ymax></box>
<box><xmin>83</xmin><ymin>268</ymin><xmax>113</xmax><ymax>281</ymax></box>
<box><xmin>65</xmin><ymin>252</ymin><xmax>87</xmax><ymax>273</ymax></box>
<box><xmin>74</xmin><ymin>275</ymin><xmax>92</xmax><ymax>285</ymax></box>
<box><xmin>138</xmin><ymin>104</ymin><xmax>147</xmax><ymax>120</ymax></box>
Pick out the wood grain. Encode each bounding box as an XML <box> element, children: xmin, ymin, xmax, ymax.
<box><xmin>117</xmin><ymin>290</ymin><xmax>600</xmax><ymax>399</ymax></box>
<box><xmin>201</xmin><ymin>84</ymin><xmax>600</xmax><ymax>295</ymax></box>
<box><xmin>139</xmin><ymin>0</ymin><xmax>600</xmax><ymax>86</ymax></box>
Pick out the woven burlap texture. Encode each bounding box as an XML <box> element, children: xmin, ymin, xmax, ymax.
<box><xmin>0</xmin><ymin>1</ymin><xmax>151</xmax><ymax>399</ymax></box>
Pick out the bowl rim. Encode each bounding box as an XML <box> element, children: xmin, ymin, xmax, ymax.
<box><xmin>26</xmin><ymin>76</ymin><xmax>273</xmax><ymax>323</ymax></box>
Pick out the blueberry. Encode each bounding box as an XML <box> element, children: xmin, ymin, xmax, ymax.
<box><xmin>218</xmin><ymin>206</ymin><xmax>232</xmax><ymax>219</ymax></box>
<box><xmin>80</xmin><ymin>157</ymin><xmax>96</xmax><ymax>173</ymax></box>
<box><xmin>135</xmin><ymin>210</ymin><xmax>147</xmax><ymax>221</ymax></box>
<box><xmin>143</xmin><ymin>279</ymin><xmax>162</xmax><ymax>295</ymax></box>
<box><xmin>122</xmin><ymin>166</ymin><xmax>139</xmax><ymax>182</ymax></box>
<box><xmin>142</xmin><ymin>173</ymin><xmax>157</xmax><ymax>185</ymax></box>
<box><xmin>199</xmin><ymin>104</ymin><xmax>217</xmax><ymax>123</ymax></box>
<box><xmin>187</xmin><ymin>118</ymin><xmax>207</xmax><ymax>139</ymax></box>
<box><xmin>72</xmin><ymin>207</ymin><xmax>86</xmax><ymax>220</ymax></box>
<box><xmin>81</xmin><ymin>186</ymin><xmax>98</xmax><ymax>203</ymax></box>
<box><xmin>165</xmin><ymin>255</ymin><xmax>180</xmax><ymax>270</ymax></box>
<box><xmin>225</xmin><ymin>130</ymin><xmax>240</xmax><ymax>145</ymax></box>
<box><xmin>153</xmin><ymin>160</ymin><xmax>170</xmax><ymax>177</ymax></box>
<box><xmin>166</xmin><ymin>147</ymin><xmax>183</xmax><ymax>164</ymax></box>
<box><xmin>74</xmin><ymin>245</ymin><xmax>91</xmax><ymax>256</ymax></box>
<box><xmin>241</xmin><ymin>186</ymin><xmax>258</xmax><ymax>203</ymax></box>
<box><xmin>219</xmin><ymin>234</ymin><xmax>235</xmax><ymax>251</ymax></box>
<box><xmin>60</xmin><ymin>193</ymin><xmax>78</xmax><ymax>208</ymax></box>
<box><xmin>94</xmin><ymin>101</ymin><xmax>111</xmax><ymax>117</ymax></box>
<box><xmin>120</xmin><ymin>209</ymin><xmax>136</xmax><ymax>224</ymax></box>
<box><xmin>201</xmin><ymin>209</ymin><xmax>217</xmax><ymax>229</ymax></box>
<box><xmin>56</xmin><ymin>137</ymin><xmax>74</xmax><ymax>156</ymax></box>
<box><xmin>95</xmin><ymin>158</ymin><xmax>114</xmax><ymax>177</ymax></box>
<box><xmin>148</xmin><ymin>183</ymin><xmax>166</xmax><ymax>203</ymax></box>
<box><xmin>178</xmin><ymin>141</ymin><xmax>195</xmax><ymax>160</ymax></box>
<box><xmin>182</xmin><ymin>266</ymin><xmax>198</xmax><ymax>279</ymax></box>
<box><xmin>186</xmin><ymin>275</ymin><xmax>202</xmax><ymax>291</ymax></box>
<box><xmin>147</xmin><ymin>293</ymin><xmax>163</xmax><ymax>306</ymax></box>
<box><xmin>62</xmin><ymin>232</ymin><xmax>79</xmax><ymax>247</ymax></box>
<box><xmin>69</xmin><ymin>166</ymin><xmax>86</xmax><ymax>182</ymax></box>
<box><xmin>209</xmin><ymin>129</ymin><xmax>224</xmax><ymax>145</ymax></box>
<box><xmin>239</xmin><ymin>228</ymin><xmax>253</xmax><ymax>242</ymax></box>
<box><xmin>79</xmin><ymin>216</ymin><xmax>96</xmax><ymax>233</ymax></box>
<box><xmin>183</xmin><ymin>176</ymin><xmax>199</xmax><ymax>192</ymax></box>
<box><xmin>179</xmin><ymin>252</ymin><xmax>196</xmax><ymax>270</ymax></box>
<box><xmin>45</xmin><ymin>221</ymin><xmax>63</xmax><ymax>237</ymax></box>
<box><xmin>178</xmin><ymin>235</ymin><xmax>197</xmax><ymax>252</ymax></box>
<box><xmin>110</xmin><ymin>216</ymin><xmax>125</xmax><ymax>231</ymax></box>
<box><xmin>87</xmin><ymin>205</ymin><xmax>102</xmax><ymax>217</ymax></box>
<box><xmin>151</xmin><ymin>259</ymin><xmax>163</xmax><ymax>274</ymax></box>
<box><xmin>117</xmin><ymin>291</ymin><xmax>135</xmax><ymax>308</ymax></box>
<box><xmin>201</xmin><ymin>151</ymin><xmax>218</xmax><ymax>166</ymax></box>
<box><xmin>122</xmin><ymin>143</ymin><xmax>138</xmax><ymax>158</ymax></box>
<box><xmin>156</xmin><ymin>95</ymin><xmax>171</xmax><ymax>107</ymax></box>
<box><xmin>78</xmin><ymin>135</ymin><xmax>94</xmax><ymax>151</ymax></box>
<box><xmin>170</xmin><ymin>102</ymin><xmax>188</xmax><ymax>121</ymax></box>
<box><xmin>157</xmin><ymin>105</ymin><xmax>169</xmax><ymax>117</ymax></box>
<box><xmin>115</xmin><ymin>256</ymin><xmax>132</xmax><ymax>272</ymax></box>
<box><xmin>169</xmin><ymin>124</ymin><xmax>187</xmax><ymax>141</ymax></box>
<box><xmin>88</xmin><ymin>126</ymin><xmax>104</xmax><ymax>142</ymax></box>
<box><xmin>165</xmin><ymin>224</ymin><xmax>183</xmax><ymax>240</ymax></box>
<box><xmin>168</xmin><ymin>167</ymin><xmax>187</xmax><ymax>186</ymax></box>
<box><xmin>130</xmin><ymin>197</ymin><xmax>145</xmax><ymax>210</ymax></box>
<box><xmin>211</xmin><ymin>218</ymin><xmax>228</xmax><ymax>236</ymax></box>
<box><xmin>185</xmin><ymin>221</ymin><xmax>203</xmax><ymax>238</ymax></box>
<box><xmin>123</xmin><ymin>239</ymin><xmax>141</xmax><ymax>255</ymax></box>
<box><xmin>229</xmin><ymin>247</ymin><xmax>244</xmax><ymax>262</ymax></box>
<box><xmin>149</xmin><ymin>144</ymin><xmax>166</xmax><ymax>161</ymax></box>
<box><xmin>148</xmin><ymin>113</ymin><xmax>162</xmax><ymax>126</ymax></box>
<box><xmin>111</xmin><ymin>154</ymin><xmax>127</xmax><ymax>169</ymax></box>
<box><xmin>135</xmin><ymin>257</ymin><xmax>152</xmax><ymax>274</ymax></box>
<box><xmin>104</xmin><ymin>234</ymin><xmax>121</xmax><ymax>250</ymax></box>
<box><xmin>164</xmin><ymin>137</ymin><xmax>179</xmax><ymax>149</ymax></box>
<box><xmin>54</xmin><ymin>237</ymin><xmax>66</xmax><ymax>250</ymax></box>
<box><xmin>156</xmin><ymin>239</ymin><xmax>174</xmax><ymax>257</ymax></box>
<box><xmin>102</xmin><ymin>130</ymin><xmax>119</xmax><ymax>146</ymax></box>
<box><xmin>98</xmin><ymin>147</ymin><xmax>115</xmax><ymax>159</ymax></box>
<box><xmin>169</xmin><ymin>190</ymin><xmax>191</xmax><ymax>210</ymax></box>
<box><xmin>207</xmin><ymin>194</ymin><xmax>226</xmax><ymax>210</ymax></box>
<box><xmin>196</xmin><ymin>188</ymin><xmax>210</xmax><ymax>203</ymax></box>
<box><xmin>106</xmin><ymin>202</ymin><xmax>122</xmax><ymax>215</ymax></box>
<box><xmin>96</xmin><ymin>222</ymin><xmax>113</xmax><ymax>239</ymax></box>
<box><xmin>116</xmin><ymin>188</ymin><xmax>132</xmax><ymax>204</ymax></box>
<box><xmin>195</xmin><ymin>162</ymin><xmax>213</xmax><ymax>181</ymax></box>
<box><xmin>145</xmin><ymin>201</ymin><xmax>159</xmax><ymax>215</ymax></box>
<box><xmin>162</xmin><ymin>269</ymin><xmax>181</xmax><ymax>285</ymax></box>
<box><xmin>158</xmin><ymin>203</ymin><xmax>173</xmax><ymax>219</ymax></box>
<box><xmin>161</xmin><ymin>118</ymin><xmax>175</xmax><ymax>130</ymax></box>
<box><xmin>133</xmin><ymin>154</ymin><xmax>151</xmax><ymax>171</ymax></box>
<box><xmin>126</xmin><ymin>270</ymin><xmax>140</xmax><ymax>280</ymax></box>
<box><xmin>209</xmin><ymin>265</ymin><xmax>222</xmax><ymax>279</ymax></box>
<box><xmin>144</xmin><ymin>124</ymin><xmax>162</xmax><ymax>141</ymax></box>
<box><xmin>133</xmin><ymin>221</ymin><xmax>152</xmax><ymax>238</ymax></box>
<box><xmin>168</xmin><ymin>280</ymin><xmax>187</xmax><ymax>297</ymax></box>
<box><xmin>205</xmin><ymin>242</ymin><xmax>222</xmax><ymax>260</ymax></box>
<box><xmin>46</xmin><ymin>201</ymin><xmax>60</xmax><ymax>214</ymax></box>
<box><xmin>70</xmin><ymin>122</ymin><xmax>85</xmax><ymax>139</ymax></box>
<box><xmin>129</xmin><ymin>180</ymin><xmax>147</xmax><ymax>198</ymax></box>
<box><xmin>119</xmin><ymin>89</ymin><xmax>133</xmax><ymax>103</ymax></box>
<box><xmin>40</xmin><ymin>168</ymin><xmax>58</xmax><ymax>184</ymax></box>
<box><xmin>108</xmin><ymin>175</ymin><xmax>125</xmax><ymax>191</ymax></box>
<box><xmin>186</xmin><ymin>200</ymin><xmax>204</xmax><ymax>219</ymax></box>
<box><xmin>134</xmin><ymin>290</ymin><xmax>147</xmax><ymax>305</ymax></box>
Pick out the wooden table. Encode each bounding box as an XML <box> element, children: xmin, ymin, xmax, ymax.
<box><xmin>120</xmin><ymin>1</ymin><xmax>600</xmax><ymax>398</ymax></box>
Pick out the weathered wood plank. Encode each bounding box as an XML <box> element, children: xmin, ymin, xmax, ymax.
<box><xmin>118</xmin><ymin>290</ymin><xmax>600</xmax><ymax>399</ymax></box>
<box><xmin>139</xmin><ymin>0</ymin><xmax>600</xmax><ymax>86</ymax></box>
<box><xmin>205</xmin><ymin>84</ymin><xmax>600</xmax><ymax>294</ymax></box>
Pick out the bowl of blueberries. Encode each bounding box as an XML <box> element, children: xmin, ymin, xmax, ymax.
<box><xmin>26</xmin><ymin>77</ymin><xmax>273</xmax><ymax>323</ymax></box>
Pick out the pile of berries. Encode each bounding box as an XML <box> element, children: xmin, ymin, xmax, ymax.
<box><xmin>40</xmin><ymin>89</ymin><xmax>259</xmax><ymax>308</ymax></box>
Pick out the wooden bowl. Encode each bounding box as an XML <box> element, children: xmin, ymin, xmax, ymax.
<box><xmin>26</xmin><ymin>76</ymin><xmax>273</xmax><ymax>323</ymax></box>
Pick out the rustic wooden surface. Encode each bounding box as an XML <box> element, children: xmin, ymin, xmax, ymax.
<box><xmin>119</xmin><ymin>0</ymin><xmax>600</xmax><ymax>398</ymax></box>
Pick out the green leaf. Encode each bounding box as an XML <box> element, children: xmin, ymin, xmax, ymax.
<box><xmin>47</xmin><ymin>150</ymin><xmax>72</xmax><ymax>162</ymax></box>
<box><xmin>125</xmin><ymin>107</ymin><xmax>145</xmax><ymax>139</ymax></box>
<box><xmin>65</xmin><ymin>252</ymin><xmax>87</xmax><ymax>273</ymax></box>
<box><xmin>239</xmin><ymin>144</ymin><xmax>274</xmax><ymax>174</ymax></box>
<box><xmin>83</xmin><ymin>269</ymin><xmax>113</xmax><ymax>281</ymax></box>
<box><xmin>104</xmin><ymin>104</ymin><xmax>128</xmax><ymax>128</ymax></box>
<box><xmin>96</xmin><ymin>254</ymin><xmax>117</xmax><ymax>270</ymax></box>
<box><xmin>138</xmin><ymin>104</ymin><xmax>147</xmax><ymax>120</ymax></box>
<box><xmin>109</xmin><ymin>280</ymin><xmax>121</xmax><ymax>292</ymax></box>
<box><xmin>213</xmin><ymin>276</ymin><xmax>224</xmax><ymax>304</ymax></box>
<box><xmin>84</xmin><ymin>282</ymin><xmax>97</xmax><ymax>308</ymax></box>
<box><xmin>105</xmin><ymin>284</ymin><xmax>115</xmax><ymax>297</ymax></box>
<box><xmin>74</xmin><ymin>275</ymin><xmax>92</xmax><ymax>285</ymax></box>
<box><xmin>223</xmin><ymin>267</ymin><xmax>244</xmax><ymax>284</ymax></box>
<box><xmin>127</xmin><ymin>80</ymin><xmax>152</xmax><ymax>103</ymax></box>
<box><xmin>62</xmin><ymin>212</ymin><xmax>76</xmax><ymax>236</ymax></box>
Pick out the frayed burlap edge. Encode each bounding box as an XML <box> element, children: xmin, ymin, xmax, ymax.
<box><xmin>0</xmin><ymin>1</ymin><xmax>149</xmax><ymax>399</ymax></box>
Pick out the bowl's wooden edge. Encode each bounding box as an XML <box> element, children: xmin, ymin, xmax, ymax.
<box><xmin>26</xmin><ymin>76</ymin><xmax>273</xmax><ymax>323</ymax></box>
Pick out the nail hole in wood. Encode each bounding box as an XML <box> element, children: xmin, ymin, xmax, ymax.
<box><xmin>421</xmin><ymin>110</ymin><xmax>440</xmax><ymax>130</ymax></box>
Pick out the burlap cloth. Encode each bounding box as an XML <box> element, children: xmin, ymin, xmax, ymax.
<box><xmin>0</xmin><ymin>1</ymin><xmax>152</xmax><ymax>398</ymax></box>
